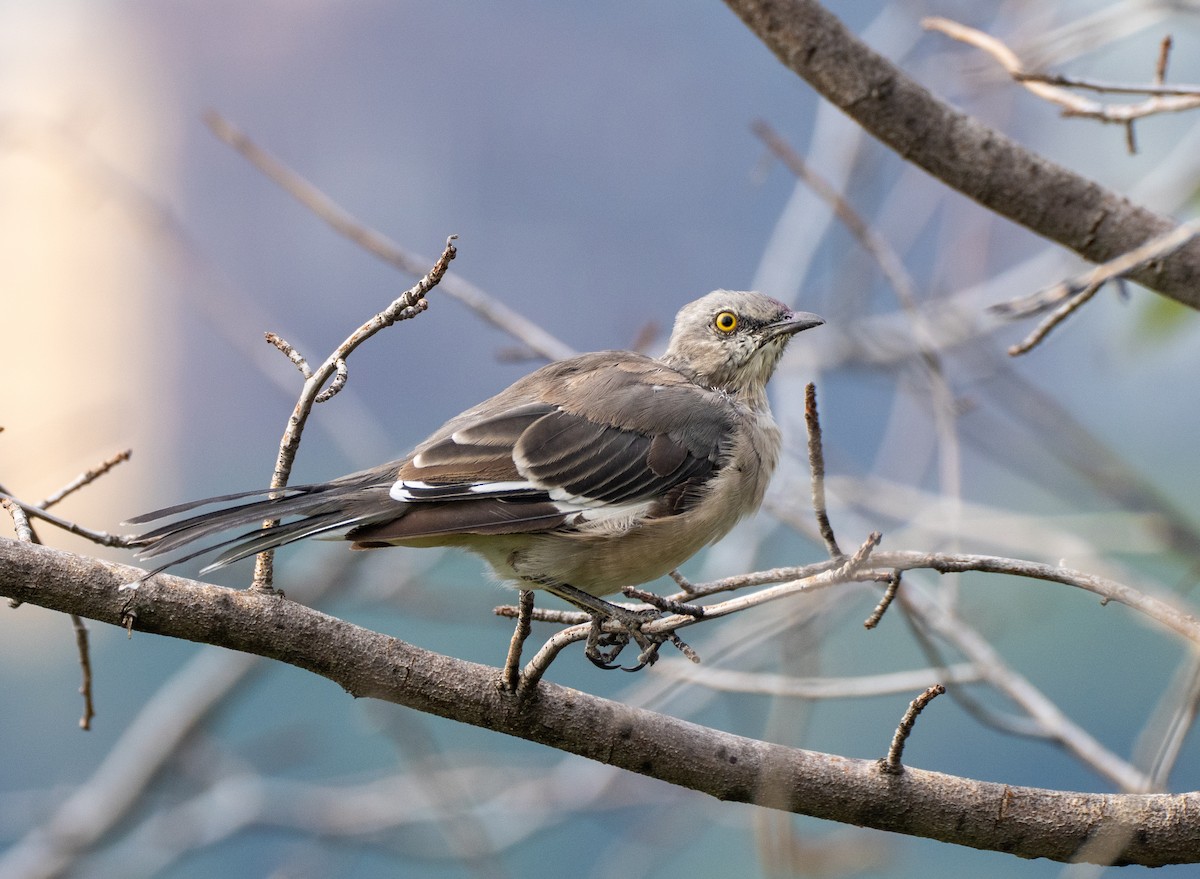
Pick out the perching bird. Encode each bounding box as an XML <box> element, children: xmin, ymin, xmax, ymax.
<box><xmin>128</xmin><ymin>290</ymin><xmax>823</xmax><ymax>668</ymax></box>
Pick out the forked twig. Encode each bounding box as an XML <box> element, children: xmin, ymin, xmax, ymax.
<box><xmin>993</xmin><ymin>221</ymin><xmax>1200</xmax><ymax>355</ymax></box>
<box><xmin>250</xmin><ymin>237</ymin><xmax>457</xmax><ymax>590</ymax></box>
<box><xmin>205</xmin><ymin>111</ymin><xmax>575</xmax><ymax>363</ymax></box>
<box><xmin>924</xmin><ymin>18</ymin><xmax>1200</xmax><ymax>154</ymax></box>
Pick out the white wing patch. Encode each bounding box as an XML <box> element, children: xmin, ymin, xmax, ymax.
<box><xmin>390</xmin><ymin>479</ymin><xmax>540</xmax><ymax>502</ymax></box>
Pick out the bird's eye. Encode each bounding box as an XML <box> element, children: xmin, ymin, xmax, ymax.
<box><xmin>714</xmin><ymin>311</ymin><xmax>738</xmax><ymax>333</ymax></box>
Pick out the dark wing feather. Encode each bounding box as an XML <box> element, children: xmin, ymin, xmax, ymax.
<box><xmin>127</xmin><ymin>354</ymin><xmax>743</xmax><ymax>568</ymax></box>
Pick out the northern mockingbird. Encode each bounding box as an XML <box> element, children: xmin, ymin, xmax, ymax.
<box><xmin>129</xmin><ymin>290</ymin><xmax>823</xmax><ymax>667</ymax></box>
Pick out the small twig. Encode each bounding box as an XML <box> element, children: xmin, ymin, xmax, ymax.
<box><xmin>654</xmin><ymin>661</ymin><xmax>981</xmax><ymax>699</ymax></box>
<box><xmin>995</xmin><ymin>221</ymin><xmax>1200</xmax><ymax>355</ymax></box>
<box><xmin>880</xmin><ymin>684</ymin><xmax>946</xmax><ymax>774</ymax></box>
<box><xmin>520</xmin><ymin>624</ymin><xmax>591</xmax><ymax>690</ymax></box>
<box><xmin>622</xmin><ymin>586</ymin><xmax>706</xmax><ymax>618</ymax></box>
<box><xmin>668</xmin><ymin>569</ymin><xmax>697</xmax><ymax>594</ymax></box>
<box><xmin>643</xmin><ymin>532</ymin><xmax>884</xmax><ymax>629</ymax></box>
<box><xmin>494</xmin><ymin>603</ymin><xmax>586</xmax><ymax>625</ymax></box>
<box><xmin>501</xmin><ymin>590</ymin><xmax>535</xmax><ymax>692</ymax></box>
<box><xmin>315</xmin><ymin>359</ymin><xmax>349</xmax><ymax>403</ymax></box>
<box><xmin>70</xmin><ymin>614</ymin><xmax>96</xmax><ymax>730</ymax></box>
<box><xmin>754</xmin><ymin>122</ymin><xmax>962</xmax><ymax>511</ymax></box>
<box><xmin>804</xmin><ymin>383</ymin><xmax>843</xmax><ymax>559</ymax></box>
<box><xmin>0</xmin><ymin>493</ymin><xmax>131</xmax><ymax>547</ymax></box>
<box><xmin>924</xmin><ymin>18</ymin><xmax>1200</xmax><ymax>154</ymax></box>
<box><xmin>1005</xmin><ymin>282</ymin><xmax>1104</xmax><ymax>355</ymax></box>
<box><xmin>2</xmin><ymin>497</ymin><xmax>34</xmax><ymax>543</ymax></box>
<box><xmin>205</xmin><ymin>111</ymin><xmax>576</xmax><ymax>363</ymax></box>
<box><xmin>864</xmin><ymin>570</ymin><xmax>901</xmax><ymax>630</ymax></box>
<box><xmin>264</xmin><ymin>332</ymin><xmax>312</xmax><ymax>377</ymax></box>
<box><xmin>4</xmin><ymin>486</ymin><xmax>100</xmax><ymax>731</ymax></box>
<box><xmin>38</xmin><ymin>449</ymin><xmax>132</xmax><ymax>510</ymax></box>
<box><xmin>1155</xmin><ymin>36</ymin><xmax>1172</xmax><ymax>86</ymax></box>
<box><xmin>250</xmin><ymin>237</ymin><xmax>456</xmax><ymax>590</ymax></box>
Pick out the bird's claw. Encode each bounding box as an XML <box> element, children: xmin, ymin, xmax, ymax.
<box><xmin>582</xmin><ymin>604</ymin><xmax>699</xmax><ymax>671</ymax></box>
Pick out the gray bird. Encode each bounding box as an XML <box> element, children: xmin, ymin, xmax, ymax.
<box><xmin>129</xmin><ymin>290</ymin><xmax>823</xmax><ymax>668</ymax></box>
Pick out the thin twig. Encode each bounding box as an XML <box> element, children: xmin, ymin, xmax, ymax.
<box><xmin>653</xmin><ymin>661</ymin><xmax>980</xmax><ymax>699</ymax></box>
<box><xmin>5</xmin><ymin>472</ymin><xmax>103</xmax><ymax>732</ymax></box>
<box><xmin>521</xmin><ymin>624</ymin><xmax>591</xmax><ymax>690</ymax></box>
<box><xmin>205</xmin><ymin>111</ymin><xmax>576</xmax><ymax>362</ymax></box>
<box><xmin>70</xmin><ymin>614</ymin><xmax>95</xmax><ymax>730</ymax></box>
<box><xmin>38</xmin><ymin>449</ymin><xmax>133</xmax><ymax>510</ymax></box>
<box><xmin>1</xmin><ymin>497</ymin><xmax>34</xmax><ymax>543</ymax></box>
<box><xmin>0</xmin><ymin>493</ymin><xmax>130</xmax><ymax>547</ymax></box>
<box><xmin>995</xmin><ymin>221</ymin><xmax>1200</xmax><ymax>355</ymax></box>
<box><xmin>264</xmin><ymin>332</ymin><xmax>312</xmax><ymax>377</ymax></box>
<box><xmin>880</xmin><ymin>684</ymin><xmax>946</xmax><ymax>773</ymax></box>
<box><xmin>668</xmin><ymin>569</ymin><xmax>697</xmax><ymax>594</ymax></box>
<box><xmin>494</xmin><ymin>604</ymin><xmax>586</xmax><ymax>625</ymax></box>
<box><xmin>250</xmin><ymin>237</ymin><xmax>457</xmax><ymax>590</ymax></box>
<box><xmin>1012</xmin><ymin>37</ymin><xmax>1192</xmax><ymax>98</ymax></box>
<box><xmin>637</xmin><ymin>532</ymin><xmax>884</xmax><ymax>634</ymax></box>
<box><xmin>501</xmin><ymin>590</ymin><xmax>535</xmax><ymax>692</ymax></box>
<box><xmin>864</xmin><ymin>570</ymin><xmax>901</xmax><ymax>629</ymax></box>
<box><xmin>1008</xmin><ymin>74</ymin><xmax>1200</xmax><ymax>98</ymax></box>
<box><xmin>803</xmin><ymin>383</ymin><xmax>842</xmax><ymax>559</ymax></box>
<box><xmin>924</xmin><ymin>18</ymin><xmax>1200</xmax><ymax>154</ymax></box>
<box><xmin>897</xmin><ymin>584</ymin><xmax>1151</xmax><ymax>791</ymax></box>
<box><xmin>622</xmin><ymin>587</ymin><xmax>706</xmax><ymax>618</ymax></box>
<box><xmin>754</xmin><ymin>120</ymin><xmax>963</xmax><ymax>519</ymax></box>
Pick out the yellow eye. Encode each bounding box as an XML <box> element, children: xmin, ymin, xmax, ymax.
<box><xmin>714</xmin><ymin>311</ymin><xmax>738</xmax><ymax>333</ymax></box>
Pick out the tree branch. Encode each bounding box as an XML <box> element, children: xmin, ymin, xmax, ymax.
<box><xmin>722</xmin><ymin>0</ymin><xmax>1200</xmax><ymax>310</ymax></box>
<box><xmin>2</xmin><ymin>538</ymin><xmax>1198</xmax><ymax>866</ymax></box>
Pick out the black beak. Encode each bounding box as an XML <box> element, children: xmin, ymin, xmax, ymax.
<box><xmin>763</xmin><ymin>311</ymin><xmax>825</xmax><ymax>341</ymax></box>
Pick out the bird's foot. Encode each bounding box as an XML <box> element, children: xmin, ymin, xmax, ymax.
<box><xmin>585</xmin><ymin>594</ymin><xmax>705</xmax><ymax>672</ymax></box>
<box><xmin>584</xmin><ymin>605</ymin><xmax>664</xmax><ymax>671</ymax></box>
<box><xmin>544</xmin><ymin>582</ymin><xmax>703</xmax><ymax>672</ymax></box>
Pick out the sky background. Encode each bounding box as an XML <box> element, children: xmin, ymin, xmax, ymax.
<box><xmin>4</xmin><ymin>2</ymin><xmax>1200</xmax><ymax>878</ymax></box>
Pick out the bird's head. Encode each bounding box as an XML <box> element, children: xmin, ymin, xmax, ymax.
<box><xmin>661</xmin><ymin>290</ymin><xmax>824</xmax><ymax>396</ymax></box>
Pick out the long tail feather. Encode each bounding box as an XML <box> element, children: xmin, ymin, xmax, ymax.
<box><xmin>127</xmin><ymin>465</ymin><xmax>401</xmax><ymax>573</ymax></box>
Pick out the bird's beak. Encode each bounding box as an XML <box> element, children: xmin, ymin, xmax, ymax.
<box><xmin>762</xmin><ymin>311</ymin><xmax>825</xmax><ymax>341</ymax></box>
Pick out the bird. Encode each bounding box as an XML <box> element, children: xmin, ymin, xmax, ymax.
<box><xmin>128</xmin><ymin>290</ymin><xmax>823</xmax><ymax>669</ymax></box>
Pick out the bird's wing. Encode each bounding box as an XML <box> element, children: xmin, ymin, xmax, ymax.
<box><xmin>349</xmin><ymin>360</ymin><xmax>738</xmax><ymax>543</ymax></box>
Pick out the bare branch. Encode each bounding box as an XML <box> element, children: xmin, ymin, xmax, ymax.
<box><xmin>923</xmin><ymin>17</ymin><xmax>1200</xmax><ymax>154</ymax></box>
<box><xmin>880</xmin><ymin>685</ymin><xmax>947</xmax><ymax>774</ymax></box>
<box><xmin>722</xmin><ymin>0</ymin><xmax>1200</xmax><ymax>310</ymax></box>
<box><xmin>993</xmin><ymin>220</ymin><xmax>1200</xmax><ymax>355</ymax></box>
<box><xmin>38</xmin><ymin>449</ymin><xmax>132</xmax><ymax>510</ymax></box>
<box><xmin>205</xmin><ymin>111</ymin><xmax>576</xmax><ymax>362</ymax></box>
<box><xmin>653</xmin><ymin>661</ymin><xmax>980</xmax><ymax>699</ymax></box>
<box><xmin>0</xmin><ymin>492</ymin><xmax>130</xmax><ymax>548</ymax></box>
<box><xmin>803</xmin><ymin>382</ymin><xmax>842</xmax><ymax>559</ymax></box>
<box><xmin>1</xmin><ymin>497</ymin><xmax>34</xmax><ymax>544</ymax></box>
<box><xmin>3</xmin><ymin>539</ymin><xmax>1199</xmax><ymax>866</ymax></box>
<box><xmin>69</xmin><ymin>614</ymin><xmax>95</xmax><ymax>731</ymax></box>
<box><xmin>863</xmin><ymin>570</ymin><xmax>900</xmax><ymax>630</ymax></box>
<box><xmin>501</xmin><ymin>589</ymin><xmax>535</xmax><ymax>692</ymax></box>
<box><xmin>250</xmin><ymin>237</ymin><xmax>456</xmax><ymax>590</ymax></box>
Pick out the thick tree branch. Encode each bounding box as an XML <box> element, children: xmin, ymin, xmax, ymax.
<box><xmin>722</xmin><ymin>0</ymin><xmax>1200</xmax><ymax>310</ymax></box>
<box><xmin>2</xmin><ymin>538</ymin><xmax>1198</xmax><ymax>866</ymax></box>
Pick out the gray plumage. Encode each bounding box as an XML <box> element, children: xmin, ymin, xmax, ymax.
<box><xmin>128</xmin><ymin>290</ymin><xmax>823</xmax><ymax>598</ymax></box>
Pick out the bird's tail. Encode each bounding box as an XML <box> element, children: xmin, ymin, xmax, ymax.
<box><xmin>126</xmin><ymin>466</ymin><xmax>399</xmax><ymax>575</ymax></box>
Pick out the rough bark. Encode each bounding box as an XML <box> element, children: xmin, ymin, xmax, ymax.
<box><xmin>723</xmin><ymin>0</ymin><xmax>1200</xmax><ymax>310</ymax></box>
<box><xmin>2</xmin><ymin>538</ymin><xmax>1198</xmax><ymax>866</ymax></box>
